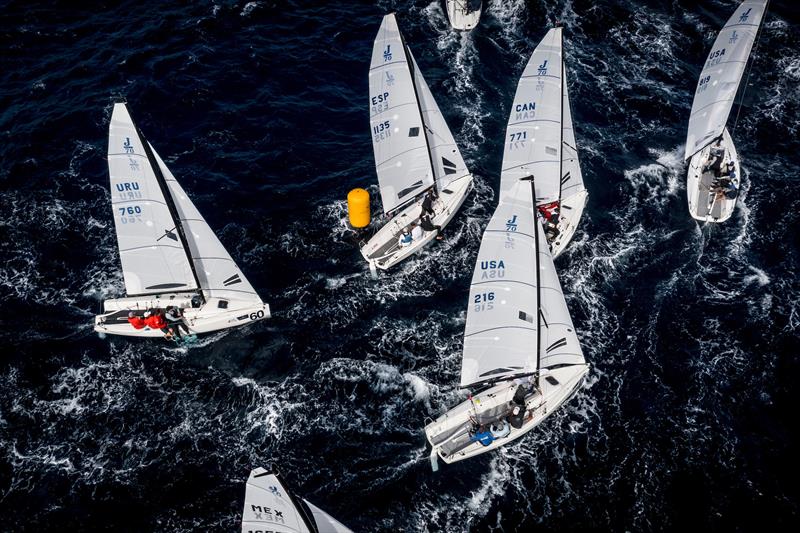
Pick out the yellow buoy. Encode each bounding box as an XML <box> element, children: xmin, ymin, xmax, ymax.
<box><xmin>347</xmin><ymin>188</ymin><xmax>370</xmax><ymax>228</ymax></box>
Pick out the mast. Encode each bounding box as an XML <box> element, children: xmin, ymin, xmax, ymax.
<box><xmin>130</xmin><ymin>113</ymin><xmax>203</xmax><ymax>295</ymax></box>
<box><xmin>524</xmin><ymin>174</ymin><xmax>543</xmax><ymax>385</ymax></box>
<box><xmin>558</xmin><ymin>26</ymin><xmax>565</xmax><ymax>203</ymax></box>
<box><xmin>399</xmin><ymin>25</ymin><xmax>438</xmax><ymax>196</ymax></box>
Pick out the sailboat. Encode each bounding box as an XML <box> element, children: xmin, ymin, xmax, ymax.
<box><xmin>445</xmin><ymin>0</ymin><xmax>482</xmax><ymax>31</ymax></box>
<box><xmin>502</xmin><ymin>27</ymin><xmax>587</xmax><ymax>258</ymax></box>
<box><xmin>94</xmin><ymin>102</ymin><xmax>270</xmax><ymax>338</ymax></box>
<box><xmin>424</xmin><ymin>31</ymin><xmax>588</xmax><ymax>468</ymax></box>
<box><xmin>685</xmin><ymin>0</ymin><xmax>768</xmax><ymax>223</ymax></box>
<box><xmin>241</xmin><ymin>468</ymin><xmax>353</xmax><ymax>533</ymax></box>
<box><xmin>361</xmin><ymin>13</ymin><xmax>474</xmax><ymax>272</ymax></box>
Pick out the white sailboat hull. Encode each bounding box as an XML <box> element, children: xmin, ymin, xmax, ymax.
<box><xmin>687</xmin><ymin>128</ymin><xmax>740</xmax><ymax>223</ymax></box>
<box><xmin>94</xmin><ymin>292</ymin><xmax>270</xmax><ymax>338</ymax></box>
<box><xmin>360</xmin><ymin>174</ymin><xmax>473</xmax><ymax>271</ymax></box>
<box><xmin>445</xmin><ymin>0</ymin><xmax>482</xmax><ymax>31</ymax></box>
<box><xmin>549</xmin><ymin>189</ymin><xmax>588</xmax><ymax>259</ymax></box>
<box><xmin>424</xmin><ymin>364</ymin><xmax>588</xmax><ymax>465</ymax></box>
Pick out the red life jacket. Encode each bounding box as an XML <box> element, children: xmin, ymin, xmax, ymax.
<box><xmin>144</xmin><ymin>313</ymin><xmax>167</xmax><ymax>329</ymax></box>
<box><xmin>127</xmin><ymin>316</ymin><xmax>146</xmax><ymax>330</ymax></box>
<box><xmin>538</xmin><ymin>201</ymin><xmax>560</xmax><ymax>221</ymax></box>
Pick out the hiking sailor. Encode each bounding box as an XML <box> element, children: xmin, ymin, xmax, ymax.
<box><xmin>143</xmin><ymin>309</ymin><xmax>170</xmax><ymax>337</ymax></box>
<box><xmin>127</xmin><ymin>311</ymin><xmax>146</xmax><ymax>330</ymax></box>
<box><xmin>420</xmin><ymin>214</ymin><xmax>443</xmax><ymax>241</ymax></box>
<box><xmin>165</xmin><ymin>306</ymin><xmax>189</xmax><ymax>339</ymax></box>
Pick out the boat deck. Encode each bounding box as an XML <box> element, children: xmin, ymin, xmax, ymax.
<box><xmin>695</xmin><ymin>169</ymin><xmax>724</xmax><ymax>220</ymax></box>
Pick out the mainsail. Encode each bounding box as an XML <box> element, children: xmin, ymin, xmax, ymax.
<box><xmin>684</xmin><ymin>0</ymin><xmax>768</xmax><ymax>160</ymax></box>
<box><xmin>107</xmin><ymin>103</ymin><xmax>198</xmax><ymax>296</ymax></box>
<box><xmin>369</xmin><ymin>13</ymin><xmax>435</xmax><ymax>214</ymax></box>
<box><xmin>241</xmin><ymin>468</ymin><xmax>352</xmax><ymax>533</ymax></box>
<box><xmin>151</xmin><ymin>148</ymin><xmax>262</xmax><ymax>304</ymax></box>
<box><xmin>500</xmin><ymin>27</ymin><xmax>563</xmax><ymax>206</ymax></box>
<box><xmin>459</xmin><ymin>175</ymin><xmax>584</xmax><ymax>388</ymax></box>
<box><xmin>408</xmin><ymin>51</ymin><xmax>469</xmax><ymax>191</ymax></box>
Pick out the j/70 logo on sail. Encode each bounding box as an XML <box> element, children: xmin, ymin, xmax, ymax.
<box><xmin>537</xmin><ymin>60</ymin><xmax>548</xmax><ymax>75</ymax></box>
<box><xmin>383</xmin><ymin>45</ymin><xmax>392</xmax><ymax>61</ymax></box>
<box><xmin>506</xmin><ymin>215</ymin><xmax>518</xmax><ymax>232</ymax></box>
<box><xmin>739</xmin><ymin>8</ymin><xmax>751</xmax><ymax>23</ymax></box>
<box><xmin>123</xmin><ymin>137</ymin><xmax>134</xmax><ymax>153</ymax></box>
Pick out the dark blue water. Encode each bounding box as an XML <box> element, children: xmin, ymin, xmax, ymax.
<box><xmin>1</xmin><ymin>0</ymin><xmax>799</xmax><ymax>530</ymax></box>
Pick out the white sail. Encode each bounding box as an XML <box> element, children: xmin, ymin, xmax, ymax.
<box><xmin>684</xmin><ymin>0</ymin><xmax>768</xmax><ymax>160</ymax></box>
<box><xmin>369</xmin><ymin>13</ymin><xmax>435</xmax><ymax>214</ymax></box>
<box><xmin>459</xmin><ymin>175</ymin><xmax>584</xmax><ymax>388</ymax></box>
<box><xmin>241</xmin><ymin>468</ymin><xmax>352</xmax><ymax>533</ymax></box>
<box><xmin>560</xmin><ymin>61</ymin><xmax>585</xmax><ymax>202</ymax></box>
<box><xmin>536</xmin><ymin>215</ymin><xmax>585</xmax><ymax>371</ymax></box>
<box><xmin>408</xmin><ymin>50</ymin><xmax>469</xmax><ymax>190</ymax></box>
<box><xmin>151</xmin><ymin>148</ymin><xmax>262</xmax><ymax>304</ymax></box>
<box><xmin>501</xmin><ymin>27</ymin><xmax>563</xmax><ymax>206</ymax></box>
<box><xmin>107</xmin><ymin>103</ymin><xmax>198</xmax><ymax>296</ymax></box>
<box><xmin>460</xmin><ymin>180</ymin><xmax>538</xmax><ymax>387</ymax></box>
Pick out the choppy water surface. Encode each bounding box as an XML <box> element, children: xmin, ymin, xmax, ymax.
<box><xmin>1</xmin><ymin>1</ymin><xmax>799</xmax><ymax>530</ymax></box>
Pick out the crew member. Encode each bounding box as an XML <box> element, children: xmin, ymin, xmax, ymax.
<box><xmin>420</xmin><ymin>214</ymin><xmax>443</xmax><ymax>240</ymax></box>
<box><xmin>127</xmin><ymin>312</ymin><xmax>146</xmax><ymax>330</ymax></box>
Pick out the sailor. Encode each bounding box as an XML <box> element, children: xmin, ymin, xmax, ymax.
<box><xmin>470</xmin><ymin>426</ymin><xmax>495</xmax><ymax>447</ymax></box>
<box><xmin>545</xmin><ymin>212</ymin><xmax>560</xmax><ymax>241</ymax></box>
<box><xmin>723</xmin><ymin>177</ymin><xmax>738</xmax><ymax>199</ymax></box>
<box><xmin>143</xmin><ymin>309</ymin><xmax>168</xmax><ymax>333</ymax></box>
<box><xmin>165</xmin><ymin>306</ymin><xmax>188</xmax><ymax>339</ymax></box>
<box><xmin>398</xmin><ymin>229</ymin><xmax>413</xmax><ymax>248</ymax></box>
<box><xmin>419</xmin><ymin>214</ymin><xmax>443</xmax><ymax>241</ymax></box>
<box><xmin>127</xmin><ymin>311</ymin><xmax>146</xmax><ymax>330</ymax></box>
<box><xmin>703</xmin><ymin>145</ymin><xmax>725</xmax><ymax>176</ymax></box>
<box><xmin>421</xmin><ymin>189</ymin><xmax>436</xmax><ymax>217</ymax></box>
<box><xmin>411</xmin><ymin>222</ymin><xmax>424</xmax><ymax>241</ymax></box>
<box><xmin>508</xmin><ymin>405</ymin><xmax>525</xmax><ymax>429</ymax></box>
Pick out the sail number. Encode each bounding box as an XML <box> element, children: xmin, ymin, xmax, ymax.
<box><xmin>474</xmin><ymin>291</ymin><xmax>495</xmax><ymax>312</ymax></box>
<box><xmin>249</xmin><ymin>310</ymin><xmax>265</xmax><ymax>321</ymax></box>
<box><xmin>373</xmin><ymin>120</ymin><xmax>391</xmax><ymax>143</ymax></box>
<box><xmin>118</xmin><ymin>205</ymin><xmax>142</xmax><ymax>224</ymax></box>
<box><xmin>697</xmin><ymin>75</ymin><xmax>711</xmax><ymax>93</ymax></box>
<box><xmin>371</xmin><ymin>92</ymin><xmax>390</xmax><ymax>114</ymax></box>
<box><xmin>509</xmin><ymin>131</ymin><xmax>527</xmax><ymax>148</ymax></box>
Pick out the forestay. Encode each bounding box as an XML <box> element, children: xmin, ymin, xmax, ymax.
<box><xmin>107</xmin><ymin>103</ymin><xmax>198</xmax><ymax>296</ymax></box>
<box><xmin>369</xmin><ymin>14</ymin><xmax>435</xmax><ymax>214</ymax></box>
<box><xmin>684</xmin><ymin>0</ymin><xmax>768</xmax><ymax>159</ymax></box>
<box><xmin>408</xmin><ymin>51</ymin><xmax>469</xmax><ymax>190</ymax></box>
<box><xmin>560</xmin><ymin>61</ymin><xmax>584</xmax><ymax>201</ymax></box>
<box><xmin>151</xmin><ymin>148</ymin><xmax>262</xmax><ymax>304</ymax></box>
<box><xmin>501</xmin><ymin>27</ymin><xmax>563</xmax><ymax>206</ymax></box>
